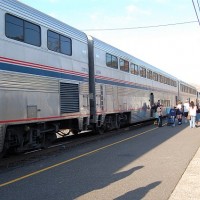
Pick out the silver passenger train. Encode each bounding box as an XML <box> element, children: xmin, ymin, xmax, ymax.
<box><xmin>0</xmin><ymin>0</ymin><xmax>197</xmax><ymax>154</ymax></box>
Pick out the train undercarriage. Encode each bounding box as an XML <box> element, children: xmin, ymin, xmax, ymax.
<box><xmin>1</xmin><ymin>112</ymin><xmax>131</xmax><ymax>156</ymax></box>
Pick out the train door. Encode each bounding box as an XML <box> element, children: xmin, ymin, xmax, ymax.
<box><xmin>150</xmin><ymin>93</ymin><xmax>154</xmax><ymax>117</ymax></box>
<box><xmin>96</xmin><ymin>84</ymin><xmax>104</xmax><ymax>112</ymax></box>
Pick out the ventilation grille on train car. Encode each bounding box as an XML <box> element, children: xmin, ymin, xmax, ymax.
<box><xmin>60</xmin><ymin>82</ymin><xmax>79</xmax><ymax>113</ymax></box>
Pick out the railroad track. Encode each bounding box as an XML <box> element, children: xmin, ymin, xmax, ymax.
<box><xmin>0</xmin><ymin>120</ymin><xmax>154</xmax><ymax>172</ymax></box>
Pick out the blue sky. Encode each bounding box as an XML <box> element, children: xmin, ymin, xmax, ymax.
<box><xmin>18</xmin><ymin>0</ymin><xmax>200</xmax><ymax>86</ymax></box>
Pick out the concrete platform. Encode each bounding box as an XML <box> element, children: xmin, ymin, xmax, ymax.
<box><xmin>168</xmin><ymin>146</ymin><xmax>200</xmax><ymax>200</ymax></box>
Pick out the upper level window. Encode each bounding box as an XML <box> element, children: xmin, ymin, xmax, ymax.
<box><xmin>166</xmin><ymin>78</ymin><xmax>170</xmax><ymax>85</ymax></box>
<box><xmin>106</xmin><ymin>53</ymin><xmax>118</xmax><ymax>69</ymax></box>
<box><xmin>153</xmin><ymin>72</ymin><xmax>158</xmax><ymax>81</ymax></box>
<box><xmin>159</xmin><ymin>75</ymin><xmax>164</xmax><ymax>83</ymax></box>
<box><xmin>147</xmin><ymin>69</ymin><xmax>152</xmax><ymax>79</ymax></box>
<box><xmin>164</xmin><ymin>76</ymin><xmax>168</xmax><ymax>84</ymax></box>
<box><xmin>47</xmin><ymin>30</ymin><xmax>72</xmax><ymax>55</ymax></box>
<box><xmin>5</xmin><ymin>13</ymin><xmax>41</xmax><ymax>47</ymax></box>
<box><xmin>140</xmin><ymin>66</ymin><xmax>146</xmax><ymax>78</ymax></box>
<box><xmin>120</xmin><ymin>58</ymin><xmax>129</xmax><ymax>72</ymax></box>
<box><xmin>130</xmin><ymin>63</ymin><xmax>139</xmax><ymax>75</ymax></box>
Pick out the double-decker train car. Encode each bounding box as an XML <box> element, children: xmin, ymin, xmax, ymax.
<box><xmin>178</xmin><ymin>80</ymin><xmax>197</xmax><ymax>103</ymax></box>
<box><xmin>0</xmin><ymin>0</ymin><xmax>197</xmax><ymax>155</ymax></box>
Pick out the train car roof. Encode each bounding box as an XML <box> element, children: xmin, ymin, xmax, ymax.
<box><xmin>0</xmin><ymin>0</ymin><xmax>88</xmax><ymax>43</ymax></box>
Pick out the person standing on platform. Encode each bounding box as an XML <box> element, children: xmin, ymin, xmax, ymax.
<box><xmin>188</xmin><ymin>101</ymin><xmax>197</xmax><ymax>128</ymax></box>
<box><xmin>183</xmin><ymin>99</ymin><xmax>190</xmax><ymax>123</ymax></box>
<box><xmin>196</xmin><ymin>104</ymin><xmax>200</xmax><ymax>127</ymax></box>
<box><xmin>176</xmin><ymin>101</ymin><xmax>183</xmax><ymax>125</ymax></box>
<box><xmin>157</xmin><ymin>104</ymin><xmax>163</xmax><ymax>127</ymax></box>
<box><xmin>151</xmin><ymin>103</ymin><xmax>157</xmax><ymax>118</ymax></box>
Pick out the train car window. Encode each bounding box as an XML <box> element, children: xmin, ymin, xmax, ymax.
<box><xmin>164</xmin><ymin>77</ymin><xmax>167</xmax><ymax>84</ymax></box>
<box><xmin>140</xmin><ymin>66</ymin><xmax>146</xmax><ymax>78</ymax></box>
<box><xmin>5</xmin><ymin>14</ymin><xmax>23</xmax><ymax>41</ymax></box>
<box><xmin>162</xmin><ymin>76</ymin><xmax>165</xmax><ymax>83</ymax></box>
<box><xmin>134</xmin><ymin>64</ymin><xmax>139</xmax><ymax>75</ymax></box>
<box><xmin>119</xmin><ymin>58</ymin><xmax>129</xmax><ymax>72</ymax></box>
<box><xmin>106</xmin><ymin>53</ymin><xmax>118</xmax><ymax>69</ymax></box>
<box><xmin>147</xmin><ymin>70</ymin><xmax>152</xmax><ymax>79</ymax></box>
<box><xmin>184</xmin><ymin>84</ymin><xmax>186</xmax><ymax>92</ymax></box>
<box><xmin>159</xmin><ymin>75</ymin><xmax>161</xmax><ymax>83</ymax></box>
<box><xmin>166</xmin><ymin>78</ymin><xmax>170</xmax><ymax>85</ymax></box>
<box><xmin>5</xmin><ymin>14</ymin><xmax>41</xmax><ymax>47</ymax></box>
<box><xmin>146</xmin><ymin>70</ymin><xmax>150</xmax><ymax>79</ymax></box>
<box><xmin>171</xmin><ymin>79</ymin><xmax>174</xmax><ymax>86</ymax></box>
<box><xmin>47</xmin><ymin>30</ymin><xmax>72</xmax><ymax>56</ymax></box>
<box><xmin>170</xmin><ymin>79</ymin><xmax>172</xmax><ymax>86</ymax></box>
<box><xmin>159</xmin><ymin>75</ymin><xmax>164</xmax><ymax>83</ymax></box>
<box><xmin>130</xmin><ymin>63</ymin><xmax>134</xmax><ymax>74</ymax></box>
<box><xmin>48</xmin><ymin>31</ymin><xmax>59</xmax><ymax>52</ymax></box>
<box><xmin>130</xmin><ymin>63</ymin><xmax>139</xmax><ymax>75</ymax></box>
<box><xmin>172</xmin><ymin>80</ymin><xmax>175</xmax><ymax>87</ymax></box>
<box><xmin>60</xmin><ymin>35</ymin><xmax>72</xmax><ymax>55</ymax></box>
<box><xmin>153</xmin><ymin>72</ymin><xmax>158</xmax><ymax>81</ymax></box>
<box><xmin>173</xmin><ymin>80</ymin><xmax>176</xmax><ymax>87</ymax></box>
<box><xmin>24</xmin><ymin>21</ymin><xmax>41</xmax><ymax>46</ymax></box>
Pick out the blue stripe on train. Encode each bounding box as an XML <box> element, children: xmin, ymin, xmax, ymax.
<box><xmin>0</xmin><ymin>62</ymin><xmax>87</xmax><ymax>81</ymax></box>
<box><xmin>0</xmin><ymin>62</ymin><xmax>150</xmax><ymax>91</ymax></box>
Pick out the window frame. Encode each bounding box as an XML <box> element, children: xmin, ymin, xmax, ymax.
<box><xmin>5</xmin><ymin>13</ymin><xmax>41</xmax><ymax>47</ymax></box>
<box><xmin>119</xmin><ymin>58</ymin><xmax>129</xmax><ymax>72</ymax></box>
<box><xmin>106</xmin><ymin>53</ymin><xmax>118</xmax><ymax>69</ymax></box>
<box><xmin>47</xmin><ymin>29</ymin><xmax>72</xmax><ymax>56</ymax></box>
<box><xmin>130</xmin><ymin>63</ymin><xmax>139</xmax><ymax>75</ymax></box>
<box><xmin>140</xmin><ymin>66</ymin><xmax>146</xmax><ymax>78</ymax></box>
<box><xmin>147</xmin><ymin>69</ymin><xmax>153</xmax><ymax>79</ymax></box>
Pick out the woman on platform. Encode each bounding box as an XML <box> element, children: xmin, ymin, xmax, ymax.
<box><xmin>188</xmin><ymin>101</ymin><xmax>197</xmax><ymax>128</ymax></box>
